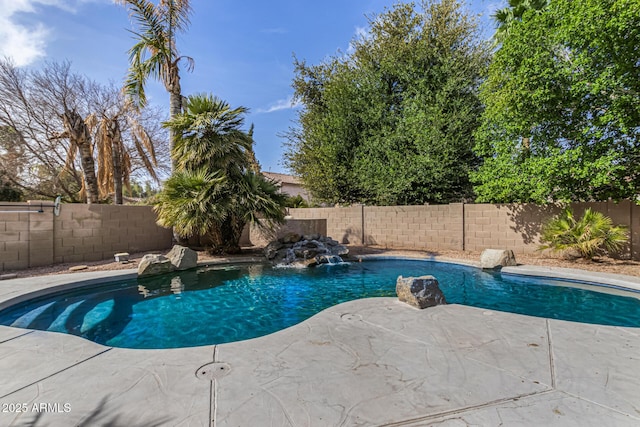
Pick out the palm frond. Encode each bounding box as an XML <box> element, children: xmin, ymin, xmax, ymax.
<box><xmin>539</xmin><ymin>208</ymin><xmax>629</xmax><ymax>259</ymax></box>
<box><xmin>160</xmin><ymin>0</ymin><xmax>192</xmax><ymax>33</ymax></box>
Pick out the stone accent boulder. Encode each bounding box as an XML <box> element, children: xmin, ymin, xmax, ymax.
<box><xmin>167</xmin><ymin>245</ymin><xmax>198</xmax><ymax>270</ymax></box>
<box><xmin>265</xmin><ymin>240</ymin><xmax>285</xmax><ymax>260</ymax></box>
<box><xmin>396</xmin><ymin>275</ymin><xmax>446</xmax><ymax>309</ymax></box>
<box><xmin>282</xmin><ymin>232</ymin><xmax>302</xmax><ymax>244</ymax></box>
<box><xmin>480</xmin><ymin>249</ymin><xmax>517</xmax><ymax>270</ymax></box>
<box><xmin>138</xmin><ymin>254</ymin><xmax>173</xmax><ymax>277</ymax></box>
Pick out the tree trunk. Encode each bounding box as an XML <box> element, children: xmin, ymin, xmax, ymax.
<box><xmin>206</xmin><ymin>216</ymin><xmax>245</xmax><ymax>254</ymax></box>
<box><xmin>62</xmin><ymin>109</ymin><xmax>99</xmax><ymax>204</ymax></box>
<box><xmin>168</xmin><ymin>71</ymin><xmax>182</xmax><ymax>172</ymax></box>
<box><xmin>108</xmin><ymin>119</ymin><xmax>124</xmax><ymax>205</ymax></box>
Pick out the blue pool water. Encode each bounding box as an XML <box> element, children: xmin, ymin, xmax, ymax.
<box><xmin>1</xmin><ymin>259</ymin><xmax>639</xmax><ymax>349</ymax></box>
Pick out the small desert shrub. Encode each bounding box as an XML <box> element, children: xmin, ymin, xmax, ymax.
<box><xmin>539</xmin><ymin>208</ymin><xmax>628</xmax><ymax>260</ymax></box>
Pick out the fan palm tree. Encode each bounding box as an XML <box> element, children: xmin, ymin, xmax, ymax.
<box><xmin>493</xmin><ymin>0</ymin><xmax>549</xmax><ymax>43</ymax></box>
<box><xmin>167</xmin><ymin>94</ymin><xmax>252</xmax><ymax>172</ymax></box>
<box><xmin>155</xmin><ymin>94</ymin><xmax>286</xmax><ymax>253</ymax></box>
<box><xmin>539</xmin><ymin>208</ymin><xmax>629</xmax><ymax>260</ymax></box>
<box><xmin>116</xmin><ymin>0</ymin><xmax>194</xmax><ymax>171</ymax></box>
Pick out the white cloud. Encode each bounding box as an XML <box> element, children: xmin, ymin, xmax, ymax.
<box><xmin>257</xmin><ymin>96</ymin><xmax>301</xmax><ymax>114</ymax></box>
<box><xmin>347</xmin><ymin>26</ymin><xmax>369</xmax><ymax>54</ymax></box>
<box><xmin>0</xmin><ymin>0</ymin><xmax>94</xmax><ymax>66</ymax></box>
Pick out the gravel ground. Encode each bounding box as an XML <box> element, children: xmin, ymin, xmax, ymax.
<box><xmin>2</xmin><ymin>245</ymin><xmax>639</xmax><ymax>279</ymax></box>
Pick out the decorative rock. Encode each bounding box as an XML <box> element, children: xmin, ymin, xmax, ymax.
<box><xmin>265</xmin><ymin>241</ymin><xmax>284</xmax><ymax>260</ymax></box>
<box><xmin>138</xmin><ymin>254</ymin><xmax>173</xmax><ymax>277</ymax></box>
<box><xmin>166</xmin><ymin>245</ymin><xmax>198</xmax><ymax>270</ymax></box>
<box><xmin>69</xmin><ymin>265</ymin><xmax>88</xmax><ymax>272</ymax></box>
<box><xmin>480</xmin><ymin>249</ymin><xmax>517</xmax><ymax>270</ymax></box>
<box><xmin>281</xmin><ymin>233</ymin><xmax>302</xmax><ymax>244</ymax></box>
<box><xmin>396</xmin><ymin>275</ymin><xmax>447</xmax><ymax>309</ymax></box>
<box><xmin>114</xmin><ymin>252</ymin><xmax>129</xmax><ymax>263</ymax></box>
<box><xmin>264</xmin><ymin>235</ymin><xmax>349</xmax><ymax>267</ymax></box>
<box><xmin>290</xmin><ymin>258</ymin><xmax>320</xmax><ymax>268</ymax></box>
<box><xmin>329</xmin><ymin>245</ymin><xmax>349</xmax><ymax>256</ymax></box>
<box><xmin>0</xmin><ymin>274</ymin><xmax>18</xmax><ymax>280</ymax></box>
<box><xmin>315</xmin><ymin>255</ymin><xmax>344</xmax><ymax>265</ymax></box>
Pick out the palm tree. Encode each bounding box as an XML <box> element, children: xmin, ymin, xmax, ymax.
<box><xmin>493</xmin><ymin>0</ymin><xmax>549</xmax><ymax>43</ymax></box>
<box><xmin>116</xmin><ymin>0</ymin><xmax>194</xmax><ymax>171</ymax></box>
<box><xmin>59</xmin><ymin>109</ymin><xmax>100</xmax><ymax>204</ymax></box>
<box><xmin>539</xmin><ymin>208</ymin><xmax>629</xmax><ymax>260</ymax></box>
<box><xmin>155</xmin><ymin>94</ymin><xmax>286</xmax><ymax>253</ymax></box>
<box><xmin>93</xmin><ymin>111</ymin><xmax>159</xmax><ymax>204</ymax></box>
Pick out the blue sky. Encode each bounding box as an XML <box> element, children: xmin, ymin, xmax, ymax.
<box><xmin>0</xmin><ymin>0</ymin><xmax>503</xmax><ymax>174</ymax></box>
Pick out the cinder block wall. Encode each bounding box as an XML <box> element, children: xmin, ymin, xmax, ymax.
<box><xmin>462</xmin><ymin>201</ymin><xmax>637</xmax><ymax>257</ymax></box>
<box><xmin>0</xmin><ymin>201</ymin><xmax>55</xmax><ymax>271</ymax></box>
<box><xmin>249</xmin><ymin>219</ymin><xmax>327</xmax><ymax>247</ymax></box>
<box><xmin>0</xmin><ymin>204</ymin><xmax>32</xmax><ymax>271</ymax></box>
<box><xmin>463</xmin><ymin>203</ymin><xmax>562</xmax><ymax>254</ymax></box>
<box><xmin>289</xmin><ymin>206</ymin><xmax>364</xmax><ymax>245</ymax></box>
<box><xmin>363</xmin><ymin>204</ymin><xmax>464</xmax><ymax>250</ymax></box>
<box><xmin>286</xmin><ymin>201</ymin><xmax>639</xmax><ymax>259</ymax></box>
<box><xmin>1</xmin><ymin>202</ymin><xmax>172</xmax><ymax>272</ymax></box>
<box><xmin>54</xmin><ymin>204</ymin><xmax>172</xmax><ymax>264</ymax></box>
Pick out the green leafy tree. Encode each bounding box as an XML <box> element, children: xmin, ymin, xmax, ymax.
<box><xmin>116</xmin><ymin>0</ymin><xmax>194</xmax><ymax>171</ymax></box>
<box><xmin>539</xmin><ymin>208</ymin><xmax>629</xmax><ymax>260</ymax></box>
<box><xmin>155</xmin><ymin>94</ymin><xmax>286</xmax><ymax>253</ymax></box>
<box><xmin>285</xmin><ymin>0</ymin><xmax>491</xmax><ymax>205</ymax></box>
<box><xmin>473</xmin><ymin>0</ymin><xmax>640</xmax><ymax>203</ymax></box>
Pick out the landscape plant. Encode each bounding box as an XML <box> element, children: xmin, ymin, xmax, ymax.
<box><xmin>0</xmin><ymin>59</ymin><xmax>164</xmax><ymax>203</ymax></box>
<box><xmin>285</xmin><ymin>0</ymin><xmax>491</xmax><ymax>205</ymax></box>
<box><xmin>473</xmin><ymin>0</ymin><xmax>640</xmax><ymax>203</ymax></box>
<box><xmin>539</xmin><ymin>208</ymin><xmax>629</xmax><ymax>260</ymax></box>
<box><xmin>116</xmin><ymin>0</ymin><xmax>194</xmax><ymax>171</ymax></box>
<box><xmin>154</xmin><ymin>94</ymin><xmax>286</xmax><ymax>253</ymax></box>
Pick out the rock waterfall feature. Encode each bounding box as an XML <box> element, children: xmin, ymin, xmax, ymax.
<box><xmin>264</xmin><ymin>233</ymin><xmax>349</xmax><ymax>267</ymax></box>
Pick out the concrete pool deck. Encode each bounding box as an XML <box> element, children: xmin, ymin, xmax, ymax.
<box><xmin>1</xmin><ymin>263</ymin><xmax>640</xmax><ymax>426</ymax></box>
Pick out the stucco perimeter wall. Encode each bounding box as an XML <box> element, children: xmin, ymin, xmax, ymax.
<box><xmin>1</xmin><ymin>203</ymin><xmax>172</xmax><ymax>272</ymax></box>
<box><xmin>287</xmin><ymin>200</ymin><xmax>639</xmax><ymax>259</ymax></box>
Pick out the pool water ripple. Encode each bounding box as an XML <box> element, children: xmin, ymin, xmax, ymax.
<box><xmin>1</xmin><ymin>259</ymin><xmax>639</xmax><ymax>349</ymax></box>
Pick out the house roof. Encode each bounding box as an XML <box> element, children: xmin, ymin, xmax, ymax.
<box><xmin>262</xmin><ymin>172</ymin><xmax>302</xmax><ymax>185</ymax></box>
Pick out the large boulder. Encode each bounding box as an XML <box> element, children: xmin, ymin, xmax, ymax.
<box><xmin>138</xmin><ymin>254</ymin><xmax>173</xmax><ymax>277</ymax></box>
<box><xmin>167</xmin><ymin>245</ymin><xmax>198</xmax><ymax>271</ymax></box>
<box><xmin>396</xmin><ymin>275</ymin><xmax>447</xmax><ymax>309</ymax></box>
<box><xmin>480</xmin><ymin>249</ymin><xmax>517</xmax><ymax>270</ymax></box>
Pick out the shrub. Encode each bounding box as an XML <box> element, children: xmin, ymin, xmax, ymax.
<box><xmin>284</xmin><ymin>194</ymin><xmax>308</xmax><ymax>208</ymax></box>
<box><xmin>539</xmin><ymin>208</ymin><xmax>628</xmax><ymax>260</ymax></box>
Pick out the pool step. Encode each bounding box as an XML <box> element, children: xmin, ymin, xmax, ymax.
<box><xmin>9</xmin><ymin>298</ymin><xmax>116</xmax><ymax>338</ymax></box>
<box><xmin>10</xmin><ymin>302</ymin><xmax>56</xmax><ymax>329</ymax></box>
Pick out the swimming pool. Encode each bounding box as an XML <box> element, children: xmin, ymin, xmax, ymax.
<box><xmin>1</xmin><ymin>259</ymin><xmax>639</xmax><ymax>349</ymax></box>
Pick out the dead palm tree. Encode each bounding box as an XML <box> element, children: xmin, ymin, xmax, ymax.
<box><xmin>92</xmin><ymin>107</ymin><xmax>160</xmax><ymax>204</ymax></box>
<box><xmin>57</xmin><ymin>109</ymin><xmax>100</xmax><ymax>204</ymax></box>
<box><xmin>116</xmin><ymin>0</ymin><xmax>194</xmax><ymax>171</ymax></box>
